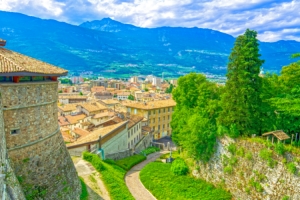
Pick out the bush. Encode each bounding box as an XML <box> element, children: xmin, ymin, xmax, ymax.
<box><xmin>171</xmin><ymin>158</ymin><xmax>189</xmax><ymax>175</ymax></box>
<box><xmin>115</xmin><ymin>155</ymin><xmax>146</xmax><ymax>170</ymax></box>
<box><xmin>286</xmin><ymin>162</ymin><xmax>297</xmax><ymax>174</ymax></box>
<box><xmin>79</xmin><ymin>177</ymin><xmax>88</xmax><ymax>200</ymax></box>
<box><xmin>140</xmin><ymin>162</ymin><xmax>231</xmax><ymax>200</ymax></box>
<box><xmin>83</xmin><ymin>152</ymin><xmax>104</xmax><ymax>171</ymax></box>
<box><xmin>83</xmin><ymin>152</ymin><xmax>134</xmax><ymax>200</ymax></box>
<box><xmin>227</xmin><ymin>143</ymin><xmax>237</xmax><ymax>155</ymax></box>
<box><xmin>245</xmin><ymin>152</ymin><xmax>253</xmax><ymax>160</ymax></box>
<box><xmin>140</xmin><ymin>147</ymin><xmax>160</xmax><ymax>156</ymax></box>
<box><xmin>224</xmin><ymin>166</ymin><xmax>233</xmax><ymax>174</ymax></box>
<box><xmin>159</xmin><ymin>151</ymin><xmax>180</xmax><ymax>159</ymax></box>
<box><xmin>275</xmin><ymin>142</ymin><xmax>286</xmax><ymax>155</ymax></box>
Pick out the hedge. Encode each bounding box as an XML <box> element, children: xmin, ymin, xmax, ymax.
<box><xmin>140</xmin><ymin>147</ymin><xmax>160</xmax><ymax>156</ymax></box>
<box><xmin>115</xmin><ymin>155</ymin><xmax>146</xmax><ymax>170</ymax></box>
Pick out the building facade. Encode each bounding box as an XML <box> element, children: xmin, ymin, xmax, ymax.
<box><xmin>124</xmin><ymin>99</ymin><xmax>176</xmax><ymax>139</ymax></box>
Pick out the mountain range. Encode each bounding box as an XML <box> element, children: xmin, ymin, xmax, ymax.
<box><xmin>0</xmin><ymin>11</ymin><xmax>299</xmax><ymax>78</ymax></box>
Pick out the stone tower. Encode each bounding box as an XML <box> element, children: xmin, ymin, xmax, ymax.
<box><xmin>0</xmin><ymin>39</ymin><xmax>81</xmax><ymax>199</ymax></box>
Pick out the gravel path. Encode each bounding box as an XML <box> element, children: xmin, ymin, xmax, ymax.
<box><xmin>74</xmin><ymin>158</ymin><xmax>110</xmax><ymax>200</ymax></box>
<box><xmin>125</xmin><ymin>151</ymin><xmax>166</xmax><ymax>200</ymax></box>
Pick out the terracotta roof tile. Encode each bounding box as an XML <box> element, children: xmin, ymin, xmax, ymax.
<box><xmin>123</xmin><ymin>99</ymin><xmax>176</xmax><ymax>110</ymax></box>
<box><xmin>70</xmin><ymin>121</ymin><xmax>127</xmax><ymax>145</ymax></box>
<box><xmin>58</xmin><ymin>104</ymin><xmax>78</xmax><ymax>112</ymax></box>
<box><xmin>92</xmin><ymin>112</ymin><xmax>115</xmax><ymax>119</ymax></box>
<box><xmin>65</xmin><ymin>114</ymin><xmax>87</xmax><ymax>124</ymax></box>
<box><xmin>0</xmin><ymin>47</ymin><xmax>67</xmax><ymax>75</ymax></box>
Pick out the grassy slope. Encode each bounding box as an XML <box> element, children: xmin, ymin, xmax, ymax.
<box><xmin>140</xmin><ymin>162</ymin><xmax>231</xmax><ymax>200</ymax></box>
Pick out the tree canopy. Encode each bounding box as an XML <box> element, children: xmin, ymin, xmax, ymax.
<box><xmin>218</xmin><ymin>29</ymin><xmax>264</xmax><ymax>136</ymax></box>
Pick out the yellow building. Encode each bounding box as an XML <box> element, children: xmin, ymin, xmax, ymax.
<box><xmin>123</xmin><ymin>99</ymin><xmax>176</xmax><ymax>139</ymax></box>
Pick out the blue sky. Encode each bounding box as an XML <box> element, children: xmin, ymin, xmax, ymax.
<box><xmin>1</xmin><ymin>0</ymin><xmax>299</xmax><ymax>42</ymax></box>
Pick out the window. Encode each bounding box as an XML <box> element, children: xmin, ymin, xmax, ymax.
<box><xmin>163</xmin><ymin>116</ymin><xmax>165</xmax><ymax>121</ymax></box>
<box><xmin>134</xmin><ymin>109</ymin><xmax>137</xmax><ymax>114</ymax></box>
<box><xmin>128</xmin><ymin>132</ymin><xmax>130</xmax><ymax>138</ymax></box>
<box><xmin>148</xmin><ymin>111</ymin><xmax>151</xmax><ymax>116</ymax></box>
<box><xmin>168</xmin><ymin>108</ymin><xmax>170</xmax><ymax>112</ymax></box>
<box><xmin>164</xmin><ymin>108</ymin><xmax>165</xmax><ymax>113</ymax></box>
<box><xmin>153</xmin><ymin>110</ymin><xmax>156</xmax><ymax>115</ymax></box>
<box><xmin>10</xmin><ymin>129</ymin><xmax>20</xmax><ymax>135</ymax></box>
<box><xmin>163</xmin><ymin>124</ymin><xmax>165</xmax><ymax>129</ymax></box>
<box><xmin>159</xmin><ymin>109</ymin><xmax>160</xmax><ymax>114</ymax></box>
<box><xmin>153</xmin><ymin>118</ymin><xmax>155</xmax><ymax>123</ymax></box>
<box><xmin>168</xmin><ymin>115</ymin><xmax>170</xmax><ymax>120</ymax></box>
<box><xmin>158</xmin><ymin>117</ymin><xmax>160</xmax><ymax>122</ymax></box>
<box><xmin>158</xmin><ymin>125</ymin><xmax>160</xmax><ymax>130</ymax></box>
<box><xmin>153</xmin><ymin>126</ymin><xmax>155</xmax><ymax>131</ymax></box>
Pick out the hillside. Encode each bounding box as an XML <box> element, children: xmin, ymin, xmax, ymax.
<box><xmin>193</xmin><ymin>137</ymin><xmax>300</xmax><ymax>200</ymax></box>
<box><xmin>1</xmin><ymin>11</ymin><xmax>300</xmax><ymax>77</ymax></box>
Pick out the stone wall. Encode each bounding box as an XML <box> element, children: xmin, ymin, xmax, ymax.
<box><xmin>0</xmin><ymin>81</ymin><xmax>81</xmax><ymax>200</ymax></box>
<box><xmin>134</xmin><ymin>133</ymin><xmax>153</xmax><ymax>153</ymax></box>
<box><xmin>0</xmin><ymin>90</ymin><xmax>25</xmax><ymax>200</ymax></box>
<box><xmin>193</xmin><ymin>137</ymin><xmax>300</xmax><ymax>200</ymax></box>
<box><xmin>105</xmin><ymin>149</ymin><xmax>133</xmax><ymax>160</ymax></box>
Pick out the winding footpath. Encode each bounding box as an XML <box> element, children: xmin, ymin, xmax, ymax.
<box><xmin>125</xmin><ymin>151</ymin><xmax>167</xmax><ymax>200</ymax></box>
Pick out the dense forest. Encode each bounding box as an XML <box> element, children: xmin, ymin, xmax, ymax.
<box><xmin>171</xmin><ymin>29</ymin><xmax>300</xmax><ymax>162</ymax></box>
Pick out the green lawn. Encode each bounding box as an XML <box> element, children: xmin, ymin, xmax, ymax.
<box><xmin>115</xmin><ymin>155</ymin><xmax>146</xmax><ymax>170</ymax></box>
<box><xmin>79</xmin><ymin>177</ymin><xmax>88</xmax><ymax>200</ymax></box>
<box><xmin>140</xmin><ymin>147</ymin><xmax>160</xmax><ymax>156</ymax></box>
<box><xmin>140</xmin><ymin>162</ymin><xmax>232</xmax><ymax>200</ymax></box>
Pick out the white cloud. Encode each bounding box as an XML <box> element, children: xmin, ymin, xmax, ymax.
<box><xmin>0</xmin><ymin>0</ymin><xmax>299</xmax><ymax>42</ymax></box>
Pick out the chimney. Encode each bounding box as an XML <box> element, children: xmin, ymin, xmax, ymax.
<box><xmin>0</xmin><ymin>39</ymin><xmax>6</xmax><ymax>46</ymax></box>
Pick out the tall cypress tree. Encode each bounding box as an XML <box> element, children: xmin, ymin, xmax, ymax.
<box><xmin>218</xmin><ymin>29</ymin><xmax>264</xmax><ymax>136</ymax></box>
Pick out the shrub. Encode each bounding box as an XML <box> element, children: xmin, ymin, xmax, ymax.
<box><xmin>282</xmin><ymin>196</ymin><xmax>290</xmax><ymax>200</ymax></box>
<box><xmin>79</xmin><ymin>177</ymin><xmax>88</xmax><ymax>200</ymax></box>
<box><xmin>83</xmin><ymin>152</ymin><xmax>104</xmax><ymax>171</ymax></box>
<box><xmin>159</xmin><ymin>151</ymin><xmax>180</xmax><ymax>159</ymax></box>
<box><xmin>140</xmin><ymin>162</ymin><xmax>231</xmax><ymax>200</ymax></box>
<box><xmin>275</xmin><ymin>142</ymin><xmax>286</xmax><ymax>156</ymax></box>
<box><xmin>286</xmin><ymin>162</ymin><xmax>297</xmax><ymax>174</ymax></box>
<box><xmin>227</xmin><ymin>143</ymin><xmax>237</xmax><ymax>155</ymax></box>
<box><xmin>115</xmin><ymin>155</ymin><xmax>146</xmax><ymax>170</ymax></box>
<box><xmin>259</xmin><ymin>149</ymin><xmax>272</xmax><ymax>161</ymax></box>
<box><xmin>245</xmin><ymin>152</ymin><xmax>253</xmax><ymax>160</ymax></box>
<box><xmin>236</xmin><ymin>147</ymin><xmax>245</xmax><ymax>157</ymax></box>
<box><xmin>171</xmin><ymin>158</ymin><xmax>188</xmax><ymax>175</ymax></box>
<box><xmin>140</xmin><ymin>147</ymin><xmax>160</xmax><ymax>156</ymax></box>
<box><xmin>224</xmin><ymin>166</ymin><xmax>233</xmax><ymax>174</ymax></box>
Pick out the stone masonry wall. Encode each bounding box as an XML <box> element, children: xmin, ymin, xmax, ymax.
<box><xmin>193</xmin><ymin>137</ymin><xmax>300</xmax><ymax>200</ymax></box>
<box><xmin>0</xmin><ymin>90</ymin><xmax>25</xmax><ymax>200</ymax></box>
<box><xmin>0</xmin><ymin>81</ymin><xmax>81</xmax><ymax>200</ymax></box>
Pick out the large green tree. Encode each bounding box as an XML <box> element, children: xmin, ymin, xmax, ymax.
<box><xmin>171</xmin><ymin>73</ymin><xmax>221</xmax><ymax>161</ymax></box>
<box><xmin>218</xmin><ymin>29</ymin><xmax>264</xmax><ymax>136</ymax></box>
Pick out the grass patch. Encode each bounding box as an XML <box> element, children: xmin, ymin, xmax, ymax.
<box><xmin>140</xmin><ymin>146</ymin><xmax>160</xmax><ymax>156</ymax></box>
<box><xmin>159</xmin><ymin>151</ymin><xmax>180</xmax><ymax>159</ymax></box>
<box><xmin>79</xmin><ymin>177</ymin><xmax>88</xmax><ymax>200</ymax></box>
<box><xmin>115</xmin><ymin>155</ymin><xmax>146</xmax><ymax>170</ymax></box>
<box><xmin>140</xmin><ymin>162</ymin><xmax>231</xmax><ymax>200</ymax></box>
<box><xmin>83</xmin><ymin>152</ymin><xmax>134</xmax><ymax>200</ymax></box>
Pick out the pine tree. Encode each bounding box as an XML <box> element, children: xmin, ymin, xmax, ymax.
<box><xmin>218</xmin><ymin>29</ymin><xmax>264</xmax><ymax>136</ymax></box>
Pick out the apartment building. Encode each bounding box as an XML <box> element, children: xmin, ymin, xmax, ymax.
<box><xmin>123</xmin><ymin>99</ymin><xmax>176</xmax><ymax>139</ymax></box>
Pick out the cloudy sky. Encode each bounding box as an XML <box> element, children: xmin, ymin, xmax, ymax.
<box><xmin>1</xmin><ymin>0</ymin><xmax>299</xmax><ymax>42</ymax></box>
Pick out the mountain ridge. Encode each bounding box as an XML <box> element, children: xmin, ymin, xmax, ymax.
<box><xmin>0</xmin><ymin>11</ymin><xmax>299</xmax><ymax>77</ymax></box>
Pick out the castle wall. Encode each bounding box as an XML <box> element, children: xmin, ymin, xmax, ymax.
<box><xmin>0</xmin><ymin>91</ymin><xmax>25</xmax><ymax>200</ymax></box>
<box><xmin>0</xmin><ymin>81</ymin><xmax>81</xmax><ymax>199</ymax></box>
